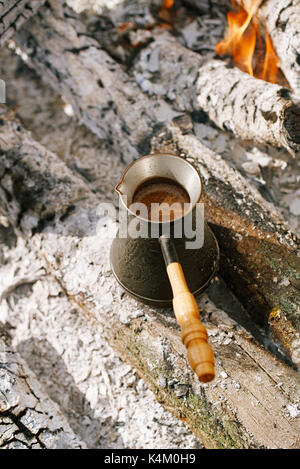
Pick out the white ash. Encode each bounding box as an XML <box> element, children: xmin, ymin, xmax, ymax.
<box><xmin>0</xmin><ymin>47</ymin><xmax>204</xmax><ymax>449</ymax></box>
<box><xmin>0</xmin><ymin>323</ymin><xmax>86</xmax><ymax>449</ymax></box>
<box><xmin>179</xmin><ymin>15</ymin><xmax>225</xmax><ymax>52</ymax></box>
<box><xmin>129</xmin><ymin>29</ymin><xmax>153</xmax><ymax>47</ymax></box>
<box><xmin>233</xmin><ymin>381</ymin><xmax>241</xmax><ymax>390</ymax></box>
<box><xmin>289</xmin><ymin>198</ymin><xmax>300</xmax><ymax>217</ymax></box>
<box><xmin>245</xmin><ymin>148</ymin><xmax>272</xmax><ymax>168</ymax></box>
<box><xmin>291</xmin><ymin>340</ymin><xmax>300</xmax><ymax>365</ymax></box>
<box><xmin>279</xmin><ymin>277</ymin><xmax>291</xmax><ymax>288</ymax></box>
<box><xmin>286</xmin><ymin>404</ymin><xmax>300</xmax><ymax>419</ymax></box>
<box><xmin>0</xmin><ymin>230</ymin><xmax>202</xmax><ymax>448</ymax></box>
<box><xmin>67</xmin><ymin>0</ymin><xmax>124</xmax><ymax>13</ymax></box>
<box><xmin>242</xmin><ymin>162</ymin><xmax>261</xmax><ymax>176</ymax></box>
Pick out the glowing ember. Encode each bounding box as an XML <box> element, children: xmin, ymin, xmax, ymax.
<box><xmin>216</xmin><ymin>0</ymin><xmax>278</xmax><ymax>83</ymax></box>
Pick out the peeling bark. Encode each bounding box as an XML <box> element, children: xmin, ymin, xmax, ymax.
<box><xmin>132</xmin><ymin>32</ymin><xmax>300</xmax><ymax>154</ymax></box>
<box><xmin>196</xmin><ymin>59</ymin><xmax>300</xmax><ymax>155</ymax></box>
<box><xmin>0</xmin><ymin>108</ymin><xmax>299</xmax><ymax>449</ymax></box>
<box><xmin>0</xmin><ymin>0</ymin><xmax>45</xmax><ymax>48</ymax></box>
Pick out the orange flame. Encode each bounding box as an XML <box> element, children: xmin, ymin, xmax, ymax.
<box><xmin>258</xmin><ymin>31</ymin><xmax>278</xmax><ymax>83</ymax></box>
<box><xmin>216</xmin><ymin>1</ymin><xmax>278</xmax><ymax>83</ymax></box>
<box><xmin>162</xmin><ymin>0</ymin><xmax>174</xmax><ymax>8</ymax></box>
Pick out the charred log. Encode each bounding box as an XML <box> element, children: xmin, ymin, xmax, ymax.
<box><xmin>196</xmin><ymin>59</ymin><xmax>300</xmax><ymax>155</ymax></box>
<box><xmin>14</xmin><ymin>1</ymin><xmax>160</xmax><ymax>163</ymax></box>
<box><xmin>0</xmin><ymin>0</ymin><xmax>45</xmax><ymax>48</ymax></box>
<box><xmin>0</xmin><ymin>108</ymin><xmax>299</xmax><ymax>448</ymax></box>
<box><xmin>10</xmin><ymin>1</ymin><xmax>300</xmax><ymax>357</ymax></box>
<box><xmin>133</xmin><ymin>33</ymin><xmax>300</xmax><ymax>155</ymax></box>
<box><xmin>15</xmin><ymin>3</ymin><xmax>300</xmax><ymax>154</ymax></box>
<box><xmin>0</xmin><ymin>324</ymin><xmax>85</xmax><ymax>449</ymax></box>
<box><xmin>152</xmin><ymin>125</ymin><xmax>300</xmax><ymax>362</ymax></box>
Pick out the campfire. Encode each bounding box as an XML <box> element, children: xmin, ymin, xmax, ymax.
<box><xmin>0</xmin><ymin>0</ymin><xmax>299</xmax><ymax>450</ymax></box>
<box><xmin>216</xmin><ymin>0</ymin><xmax>278</xmax><ymax>83</ymax></box>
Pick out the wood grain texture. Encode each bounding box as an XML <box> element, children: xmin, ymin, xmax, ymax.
<box><xmin>196</xmin><ymin>59</ymin><xmax>300</xmax><ymax>155</ymax></box>
<box><xmin>0</xmin><ymin>0</ymin><xmax>45</xmax><ymax>48</ymax></box>
<box><xmin>166</xmin><ymin>262</ymin><xmax>215</xmax><ymax>382</ymax></box>
<box><xmin>133</xmin><ymin>32</ymin><xmax>300</xmax><ymax>155</ymax></box>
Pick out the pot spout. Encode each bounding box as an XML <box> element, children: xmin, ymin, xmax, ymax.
<box><xmin>115</xmin><ymin>171</ymin><xmax>133</xmax><ymax>199</ymax></box>
<box><xmin>115</xmin><ymin>181</ymin><xmax>124</xmax><ymax>195</ymax></box>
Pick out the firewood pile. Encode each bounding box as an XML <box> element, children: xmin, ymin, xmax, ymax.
<box><xmin>0</xmin><ymin>0</ymin><xmax>299</xmax><ymax>449</ymax></box>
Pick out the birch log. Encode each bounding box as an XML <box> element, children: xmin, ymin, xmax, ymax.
<box><xmin>16</xmin><ymin>3</ymin><xmax>300</xmax><ymax>154</ymax></box>
<box><xmin>12</xmin><ymin>1</ymin><xmax>300</xmax><ymax>357</ymax></box>
<box><xmin>15</xmin><ymin>0</ymin><xmax>163</xmax><ymax>163</ymax></box>
<box><xmin>0</xmin><ymin>0</ymin><xmax>45</xmax><ymax>48</ymax></box>
<box><xmin>196</xmin><ymin>59</ymin><xmax>300</xmax><ymax>155</ymax></box>
<box><xmin>151</xmin><ymin>125</ymin><xmax>300</xmax><ymax>364</ymax></box>
<box><xmin>235</xmin><ymin>0</ymin><xmax>300</xmax><ymax>96</ymax></box>
<box><xmin>133</xmin><ymin>32</ymin><xmax>300</xmax><ymax>155</ymax></box>
<box><xmin>0</xmin><ymin>108</ymin><xmax>299</xmax><ymax>448</ymax></box>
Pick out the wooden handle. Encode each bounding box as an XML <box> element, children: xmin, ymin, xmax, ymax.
<box><xmin>166</xmin><ymin>262</ymin><xmax>215</xmax><ymax>383</ymax></box>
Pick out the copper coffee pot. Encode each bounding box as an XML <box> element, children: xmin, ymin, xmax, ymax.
<box><xmin>110</xmin><ymin>153</ymin><xmax>219</xmax><ymax>382</ymax></box>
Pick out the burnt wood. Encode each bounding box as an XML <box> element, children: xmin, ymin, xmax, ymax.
<box><xmin>0</xmin><ymin>324</ymin><xmax>85</xmax><ymax>448</ymax></box>
<box><xmin>0</xmin><ymin>106</ymin><xmax>299</xmax><ymax>448</ymax></box>
<box><xmin>11</xmin><ymin>0</ymin><xmax>300</xmax><ymax>359</ymax></box>
<box><xmin>15</xmin><ymin>3</ymin><xmax>300</xmax><ymax>154</ymax></box>
<box><xmin>196</xmin><ymin>59</ymin><xmax>300</xmax><ymax>155</ymax></box>
<box><xmin>0</xmin><ymin>0</ymin><xmax>45</xmax><ymax>48</ymax></box>
<box><xmin>133</xmin><ymin>32</ymin><xmax>300</xmax><ymax>155</ymax></box>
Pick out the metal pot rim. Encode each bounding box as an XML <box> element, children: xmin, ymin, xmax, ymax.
<box><xmin>115</xmin><ymin>152</ymin><xmax>202</xmax><ymax>225</ymax></box>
